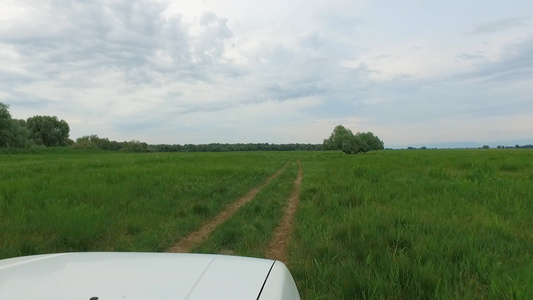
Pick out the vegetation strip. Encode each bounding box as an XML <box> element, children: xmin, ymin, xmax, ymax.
<box><xmin>167</xmin><ymin>163</ymin><xmax>289</xmax><ymax>253</ymax></box>
<box><xmin>265</xmin><ymin>160</ymin><xmax>303</xmax><ymax>263</ymax></box>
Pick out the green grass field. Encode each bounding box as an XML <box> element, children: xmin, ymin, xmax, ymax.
<box><xmin>292</xmin><ymin>149</ymin><xmax>533</xmax><ymax>299</ymax></box>
<box><xmin>1</xmin><ymin>149</ymin><xmax>532</xmax><ymax>299</ymax></box>
<box><xmin>0</xmin><ymin>150</ymin><xmax>288</xmax><ymax>256</ymax></box>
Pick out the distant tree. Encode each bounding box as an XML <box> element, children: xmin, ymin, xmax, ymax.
<box><xmin>72</xmin><ymin>135</ymin><xmax>99</xmax><ymax>150</ymax></box>
<box><xmin>26</xmin><ymin>115</ymin><xmax>70</xmax><ymax>147</ymax></box>
<box><xmin>481</xmin><ymin>145</ymin><xmax>490</xmax><ymax>149</ymax></box>
<box><xmin>323</xmin><ymin>125</ymin><xmax>354</xmax><ymax>151</ymax></box>
<box><xmin>358</xmin><ymin>132</ymin><xmax>384</xmax><ymax>153</ymax></box>
<box><xmin>148</xmin><ymin>143</ymin><xmax>322</xmax><ymax>152</ymax></box>
<box><xmin>0</xmin><ymin>102</ymin><xmax>10</xmax><ymax>121</ymax></box>
<box><xmin>120</xmin><ymin>140</ymin><xmax>149</xmax><ymax>152</ymax></box>
<box><xmin>340</xmin><ymin>134</ymin><xmax>362</xmax><ymax>154</ymax></box>
<box><xmin>73</xmin><ymin>135</ymin><xmax>123</xmax><ymax>151</ymax></box>
<box><xmin>0</xmin><ymin>102</ymin><xmax>32</xmax><ymax>148</ymax></box>
<box><xmin>0</xmin><ymin>102</ymin><xmax>15</xmax><ymax>147</ymax></box>
<box><xmin>324</xmin><ymin>125</ymin><xmax>384</xmax><ymax>154</ymax></box>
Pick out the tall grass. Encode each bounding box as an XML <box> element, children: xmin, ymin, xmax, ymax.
<box><xmin>1</xmin><ymin>149</ymin><xmax>532</xmax><ymax>299</ymax></box>
<box><xmin>193</xmin><ymin>160</ymin><xmax>299</xmax><ymax>257</ymax></box>
<box><xmin>0</xmin><ymin>151</ymin><xmax>289</xmax><ymax>258</ymax></box>
<box><xmin>290</xmin><ymin>149</ymin><xmax>533</xmax><ymax>299</ymax></box>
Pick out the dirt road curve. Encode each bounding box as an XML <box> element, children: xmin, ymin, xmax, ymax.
<box><xmin>166</xmin><ymin>163</ymin><xmax>288</xmax><ymax>253</ymax></box>
<box><xmin>265</xmin><ymin>160</ymin><xmax>302</xmax><ymax>263</ymax></box>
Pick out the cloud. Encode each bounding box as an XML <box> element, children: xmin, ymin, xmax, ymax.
<box><xmin>0</xmin><ymin>0</ymin><xmax>245</xmax><ymax>136</ymax></box>
<box><xmin>455</xmin><ymin>52</ymin><xmax>487</xmax><ymax>62</ymax></box>
<box><xmin>1</xmin><ymin>0</ymin><xmax>532</xmax><ymax>145</ymax></box>
<box><xmin>0</xmin><ymin>1</ymin><xmax>235</xmax><ymax>87</ymax></box>
<box><xmin>467</xmin><ymin>17</ymin><xmax>527</xmax><ymax>35</ymax></box>
<box><xmin>454</xmin><ymin>38</ymin><xmax>533</xmax><ymax>83</ymax></box>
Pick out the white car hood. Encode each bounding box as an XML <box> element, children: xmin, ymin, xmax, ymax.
<box><xmin>0</xmin><ymin>252</ymin><xmax>299</xmax><ymax>300</ymax></box>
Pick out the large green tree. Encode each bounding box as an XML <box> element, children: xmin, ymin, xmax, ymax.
<box><xmin>323</xmin><ymin>125</ymin><xmax>384</xmax><ymax>154</ymax></box>
<box><xmin>26</xmin><ymin>115</ymin><xmax>71</xmax><ymax>147</ymax></box>
<box><xmin>323</xmin><ymin>125</ymin><xmax>354</xmax><ymax>151</ymax></box>
<box><xmin>0</xmin><ymin>102</ymin><xmax>14</xmax><ymax>147</ymax></box>
<box><xmin>73</xmin><ymin>135</ymin><xmax>122</xmax><ymax>151</ymax></box>
<box><xmin>359</xmin><ymin>131</ymin><xmax>384</xmax><ymax>152</ymax></box>
<box><xmin>0</xmin><ymin>102</ymin><xmax>31</xmax><ymax>148</ymax></box>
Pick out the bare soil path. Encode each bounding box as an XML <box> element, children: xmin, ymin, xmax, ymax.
<box><xmin>167</xmin><ymin>163</ymin><xmax>289</xmax><ymax>253</ymax></box>
<box><xmin>265</xmin><ymin>160</ymin><xmax>303</xmax><ymax>263</ymax></box>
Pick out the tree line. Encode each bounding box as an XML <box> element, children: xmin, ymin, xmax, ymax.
<box><xmin>74</xmin><ymin>134</ymin><xmax>322</xmax><ymax>152</ymax></box>
<box><xmin>1</xmin><ymin>103</ymin><xmax>323</xmax><ymax>152</ymax></box>
<box><xmin>0</xmin><ymin>103</ymin><xmax>72</xmax><ymax>148</ymax></box>
<box><xmin>2</xmin><ymin>102</ymin><xmax>384</xmax><ymax>153</ymax></box>
<box><xmin>496</xmin><ymin>145</ymin><xmax>533</xmax><ymax>149</ymax></box>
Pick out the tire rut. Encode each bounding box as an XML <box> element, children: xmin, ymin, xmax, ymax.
<box><xmin>166</xmin><ymin>163</ymin><xmax>289</xmax><ymax>253</ymax></box>
<box><xmin>265</xmin><ymin>160</ymin><xmax>302</xmax><ymax>263</ymax></box>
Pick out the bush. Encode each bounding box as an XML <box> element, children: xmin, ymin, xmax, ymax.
<box><xmin>120</xmin><ymin>140</ymin><xmax>149</xmax><ymax>153</ymax></box>
<box><xmin>324</xmin><ymin>125</ymin><xmax>384</xmax><ymax>154</ymax></box>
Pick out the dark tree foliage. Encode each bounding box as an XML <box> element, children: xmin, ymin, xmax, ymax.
<box><xmin>359</xmin><ymin>132</ymin><xmax>384</xmax><ymax>152</ymax></box>
<box><xmin>162</xmin><ymin>143</ymin><xmax>322</xmax><ymax>152</ymax></box>
<box><xmin>0</xmin><ymin>102</ymin><xmax>32</xmax><ymax>148</ymax></box>
<box><xmin>73</xmin><ymin>134</ymin><xmax>323</xmax><ymax>153</ymax></box>
<box><xmin>120</xmin><ymin>140</ymin><xmax>149</xmax><ymax>152</ymax></box>
<box><xmin>26</xmin><ymin>115</ymin><xmax>71</xmax><ymax>147</ymax></box>
<box><xmin>497</xmin><ymin>144</ymin><xmax>533</xmax><ymax>149</ymax></box>
<box><xmin>323</xmin><ymin>125</ymin><xmax>354</xmax><ymax>151</ymax></box>
<box><xmin>323</xmin><ymin>125</ymin><xmax>384</xmax><ymax>154</ymax></box>
<box><xmin>74</xmin><ymin>135</ymin><xmax>123</xmax><ymax>151</ymax></box>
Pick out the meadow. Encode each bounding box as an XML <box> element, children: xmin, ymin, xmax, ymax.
<box><xmin>1</xmin><ymin>149</ymin><xmax>532</xmax><ymax>299</ymax></box>
<box><xmin>0</xmin><ymin>150</ymin><xmax>288</xmax><ymax>256</ymax></box>
<box><xmin>291</xmin><ymin>149</ymin><xmax>533</xmax><ymax>299</ymax></box>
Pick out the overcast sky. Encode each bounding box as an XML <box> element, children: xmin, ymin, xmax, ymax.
<box><xmin>1</xmin><ymin>0</ymin><xmax>532</xmax><ymax>146</ymax></box>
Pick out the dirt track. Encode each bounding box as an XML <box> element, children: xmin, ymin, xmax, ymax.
<box><xmin>166</xmin><ymin>163</ymin><xmax>288</xmax><ymax>253</ymax></box>
<box><xmin>265</xmin><ymin>160</ymin><xmax>302</xmax><ymax>263</ymax></box>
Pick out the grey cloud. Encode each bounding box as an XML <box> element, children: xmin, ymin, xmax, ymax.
<box><xmin>4</xmin><ymin>0</ymin><xmax>529</xmax><ymax>146</ymax></box>
<box><xmin>266</xmin><ymin>81</ymin><xmax>325</xmax><ymax>101</ymax></box>
<box><xmin>454</xmin><ymin>52</ymin><xmax>489</xmax><ymax>66</ymax></box>
<box><xmin>374</xmin><ymin>54</ymin><xmax>393</xmax><ymax>60</ymax></box>
<box><xmin>468</xmin><ymin>100</ymin><xmax>533</xmax><ymax>117</ymax></box>
<box><xmin>300</xmin><ymin>32</ymin><xmax>324</xmax><ymax>50</ymax></box>
<box><xmin>1</xmin><ymin>96</ymin><xmax>49</xmax><ymax>111</ymax></box>
<box><xmin>361</xmin><ymin>37</ymin><xmax>533</xmax><ymax>126</ymax></box>
<box><xmin>467</xmin><ymin>17</ymin><xmax>527</xmax><ymax>35</ymax></box>
<box><xmin>149</xmin><ymin>99</ymin><xmax>232</xmax><ymax>116</ymax></box>
<box><xmin>0</xmin><ymin>0</ymin><xmax>234</xmax><ymax>88</ymax></box>
<box><xmin>455</xmin><ymin>52</ymin><xmax>487</xmax><ymax>61</ymax></box>
<box><xmin>111</xmin><ymin>116</ymin><xmax>167</xmax><ymax>134</ymax></box>
<box><xmin>454</xmin><ymin>38</ymin><xmax>533</xmax><ymax>83</ymax></box>
<box><xmin>193</xmin><ymin>12</ymin><xmax>232</xmax><ymax>64</ymax></box>
<box><xmin>246</xmin><ymin>29</ymin><xmax>367</xmax><ymax>104</ymax></box>
<box><xmin>313</xmin><ymin>6</ymin><xmax>362</xmax><ymax>38</ymax></box>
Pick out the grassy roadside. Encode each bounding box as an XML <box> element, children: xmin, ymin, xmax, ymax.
<box><xmin>0</xmin><ymin>151</ymin><xmax>290</xmax><ymax>258</ymax></box>
<box><xmin>291</xmin><ymin>149</ymin><xmax>533</xmax><ymax>299</ymax></box>
<box><xmin>192</xmin><ymin>160</ymin><xmax>299</xmax><ymax>258</ymax></box>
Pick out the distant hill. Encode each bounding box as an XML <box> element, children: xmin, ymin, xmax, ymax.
<box><xmin>389</xmin><ymin>139</ymin><xmax>533</xmax><ymax>149</ymax></box>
